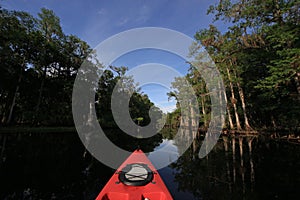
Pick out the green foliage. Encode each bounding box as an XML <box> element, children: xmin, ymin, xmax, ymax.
<box><xmin>168</xmin><ymin>0</ymin><xmax>300</xmax><ymax>131</ymax></box>
<box><xmin>96</xmin><ymin>67</ymin><xmax>162</xmax><ymax>128</ymax></box>
<box><xmin>210</xmin><ymin>0</ymin><xmax>300</xmax><ymax>130</ymax></box>
<box><xmin>0</xmin><ymin>7</ymin><xmax>160</xmax><ymax>127</ymax></box>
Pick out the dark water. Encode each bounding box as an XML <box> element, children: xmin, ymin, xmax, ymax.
<box><xmin>0</xmin><ymin>130</ymin><xmax>300</xmax><ymax>200</ymax></box>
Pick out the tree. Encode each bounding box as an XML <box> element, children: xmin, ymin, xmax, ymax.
<box><xmin>33</xmin><ymin>8</ymin><xmax>64</xmax><ymax>124</ymax></box>
<box><xmin>195</xmin><ymin>0</ymin><xmax>299</xmax><ymax>131</ymax></box>
<box><xmin>0</xmin><ymin>9</ymin><xmax>39</xmax><ymax>124</ymax></box>
<box><xmin>96</xmin><ymin>66</ymin><xmax>163</xmax><ymax>129</ymax></box>
<box><xmin>0</xmin><ymin>7</ymin><xmax>92</xmax><ymax>126</ymax></box>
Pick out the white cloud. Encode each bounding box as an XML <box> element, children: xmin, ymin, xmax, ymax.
<box><xmin>158</xmin><ymin>104</ymin><xmax>176</xmax><ymax>113</ymax></box>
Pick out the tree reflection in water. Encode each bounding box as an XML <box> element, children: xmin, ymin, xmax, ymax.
<box><xmin>1</xmin><ymin>131</ymin><xmax>300</xmax><ymax>199</ymax></box>
<box><xmin>170</xmin><ymin>133</ymin><xmax>300</xmax><ymax>200</ymax></box>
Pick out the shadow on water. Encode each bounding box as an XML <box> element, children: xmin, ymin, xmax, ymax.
<box><xmin>0</xmin><ymin>131</ymin><xmax>107</xmax><ymax>199</ymax></box>
<box><xmin>0</xmin><ymin>129</ymin><xmax>162</xmax><ymax>199</ymax></box>
<box><xmin>0</xmin><ymin>129</ymin><xmax>300</xmax><ymax>199</ymax></box>
<box><xmin>168</xmin><ymin>134</ymin><xmax>300</xmax><ymax>200</ymax></box>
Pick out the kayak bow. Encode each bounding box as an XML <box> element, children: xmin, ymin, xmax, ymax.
<box><xmin>96</xmin><ymin>149</ymin><xmax>173</xmax><ymax>200</ymax></box>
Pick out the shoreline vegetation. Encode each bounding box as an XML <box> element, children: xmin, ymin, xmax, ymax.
<box><xmin>1</xmin><ymin>1</ymin><xmax>299</xmax><ymax>137</ymax></box>
<box><xmin>0</xmin><ymin>126</ymin><xmax>299</xmax><ymax>140</ymax></box>
<box><xmin>0</xmin><ymin>126</ymin><xmax>76</xmax><ymax>134</ymax></box>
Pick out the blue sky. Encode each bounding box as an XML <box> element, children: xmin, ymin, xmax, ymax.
<box><xmin>3</xmin><ymin>0</ymin><xmax>225</xmax><ymax>113</ymax></box>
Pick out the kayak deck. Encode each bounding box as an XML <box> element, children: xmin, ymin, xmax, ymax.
<box><xmin>96</xmin><ymin>149</ymin><xmax>173</xmax><ymax>200</ymax></box>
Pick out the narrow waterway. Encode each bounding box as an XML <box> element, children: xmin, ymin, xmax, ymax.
<box><xmin>0</xmin><ymin>130</ymin><xmax>299</xmax><ymax>199</ymax></box>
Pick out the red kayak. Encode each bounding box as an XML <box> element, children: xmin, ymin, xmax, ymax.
<box><xmin>96</xmin><ymin>149</ymin><xmax>173</xmax><ymax>200</ymax></box>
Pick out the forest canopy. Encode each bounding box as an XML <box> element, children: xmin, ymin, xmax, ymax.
<box><xmin>167</xmin><ymin>0</ymin><xmax>300</xmax><ymax>133</ymax></box>
<box><xmin>0</xmin><ymin>8</ymin><xmax>161</xmax><ymax>127</ymax></box>
<box><xmin>1</xmin><ymin>0</ymin><xmax>299</xmax><ymax>134</ymax></box>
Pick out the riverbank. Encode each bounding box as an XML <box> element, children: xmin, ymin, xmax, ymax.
<box><xmin>0</xmin><ymin>126</ymin><xmax>76</xmax><ymax>134</ymax></box>
<box><xmin>1</xmin><ymin>126</ymin><xmax>299</xmax><ymax>135</ymax></box>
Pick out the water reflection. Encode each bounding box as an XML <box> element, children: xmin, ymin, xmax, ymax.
<box><xmin>0</xmin><ymin>129</ymin><xmax>163</xmax><ymax>199</ymax></box>
<box><xmin>148</xmin><ymin>139</ymin><xmax>179</xmax><ymax>168</ymax></box>
<box><xmin>1</xmin><ymin>131</ymin><xmax>300</xmax><ymax>199</ymax></box>
<box><xmin>162</xmin><ymin>134</ymin><xmax>300</xmax><ymax>199</ymax></box>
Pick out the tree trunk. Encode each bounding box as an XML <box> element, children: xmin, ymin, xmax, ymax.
<box><xmin>201</xmin><ymin>97</ymin><xmax>208</xmax><ymax>128</ymax></box>
<box><xmin>223</xmin><ymin>136</ymin><xmax>228</xmax><ymax>151</ymax></box>
<box><xmin>7</xmin><ymin>65</ymin><xmax>24</xmax><ymax>124</ymax></box>
<box><xmin>236</xmin><ymin>75</ymin><xmax>252</xmax><ymax>130</ymax></box>
<box><xmin>295</xmin><ymin>71</ymin><xmax>300</xmax><ymax>100</ymax></box>
<box><xmin>271</xmin><ymin>115</ymin><xmax>277</xmax><ymax>129</ymax></box>
<box><xmin>218</xmin><ymin>81</ymin><xmax>226</xmax><ymax>130</ymax></box>
<box><xmin>227</xmin><ymin>67</ymin><xmax>242</xmax><ymax>130</ymax></box>
<box><xmin>6</xmin><ymin>84</ymin><xmax>20</xmax><ymax>124</ymax></box>
<box><xmin>190</xmin><ymin>101</ymin><xmax>197</xmax><ymax>128</ymax></box>
<box><xmin>224</xmin><ymin>89</ymin><xmax>234</xmax><ymax>129</ymax></box>
<box><xmin>34</xmin><ymin>66</ymin><xmax>47</xmax><ymax>124</ymax></box>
